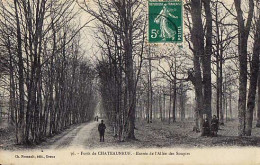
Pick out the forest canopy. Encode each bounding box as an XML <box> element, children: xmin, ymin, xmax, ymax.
<box><xmin>0</xmin><ymin>0</ymin><xmax>259</xmax><ymax>145</ymax></box>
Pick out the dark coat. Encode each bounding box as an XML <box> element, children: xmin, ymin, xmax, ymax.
<box><xmin>98</xmin><ymin>123</ymin><xmax>106</xmax><ymax>134</ymax></box>
<box><xmin>203</xmin><ymin>120</ymin><xmax>210</xmax><ymax>128</ymax></box>
<box><xmin>211</xmin><ymin>118</ymin><xmax>219</xmax><ymax>132</ymax></box>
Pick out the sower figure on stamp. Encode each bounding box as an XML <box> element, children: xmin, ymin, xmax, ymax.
<box><xmin>98</xmin><ymin>120</ymin><xmax>106</xmax><ymax>142</ymax></box>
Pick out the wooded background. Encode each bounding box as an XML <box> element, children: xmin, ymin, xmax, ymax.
<box><xmin>0</xmin><ymin>0</ymin><xmax>260</xmax><ymax>144</ymax></box>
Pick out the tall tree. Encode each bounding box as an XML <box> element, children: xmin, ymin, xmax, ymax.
<box><xmin>83</xmin><ymin>0</ymin><xmax>146</xmax><ymax>140</ymax></box>
<box><xmin>245</xmin><ymin>2</ymin><xmax>260</xmax><ymax>135</ymax></box>
<box><xmin>187</xmin><ymin>0</ymin><xmax>213</xmax><ymax>132</ymax></box>
<box><xmin>14</xmin><ymin>0</ymin><xmax>25</xmax><ymax>144</ymax></box>
<box><xmin>234</xmin><ymin>0</ymin><xmax>254</xmax><ymax>136</ymax></box>
<box><xmin>202</xmin><ymin>0</ymin><xmax>213</xmax><ymax>123</ymax></box>
<box><xmin>257</xmin><ymin>67</ymin><xmax>260</xmax><ymax>127</ymax></box>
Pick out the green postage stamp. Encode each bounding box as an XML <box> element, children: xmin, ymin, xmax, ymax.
<box><xmin>148</xmin><ymin>1</ymin><xmax>183</xmax><ymax>43</ymax></box>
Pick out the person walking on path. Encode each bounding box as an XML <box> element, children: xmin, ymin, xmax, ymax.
<box><xmin>98</xmin><ymin>120</ymin><xmax>106</xmax><ymax>142</ymax></box>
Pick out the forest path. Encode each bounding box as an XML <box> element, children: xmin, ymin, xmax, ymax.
<box><xmin>50</xmin><ymin>121</ymin><xmax>99</xmax><ymax>149</ymax></box>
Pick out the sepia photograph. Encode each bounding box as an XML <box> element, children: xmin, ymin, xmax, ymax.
<box><xmin>0</xmin><ymin>0</ymin><xmax>260</xmax><ymax>164</ymax></box>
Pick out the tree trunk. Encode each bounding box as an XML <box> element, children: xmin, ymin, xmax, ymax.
<box><xmin>229</xmin><ymin>90</ymin><xmax>233</xmax><ymax>120</ymax></box>
<box><xmin>245</xmin><ymin>17</ymin><xmax>260</xmax><ymax>135</ymax></box>
<box><xmin>159</xmin><ymin>93</ymin><xmax>163</xmax><ymax>121</ymax></box>
<box><xmin>216</xmin><ymin>55</ymin><xmax>220</xmax><ymax>120</ymax></box>
<box><xmin>234</xmin><ymin>0</ymin><xmax>254</xmax><ymax>136</ymax></box>
<box><xmin>215</xmin><ymin>0</ymin><xmax>220</xmax><ymax>121</ymax></box>
<box><xmin>125</xmin><ymin>19</ymin><xmax>136</xmax><ymax>140</ymax></box>
<box><xmin>172</xmin><ymin>80</ymin><xmax>177</xmax><ymax>123</ymax></box>
<box><xmin>148</xmin><ymin>53</ymin><xmax>153</xmax><ymax>123</ymax></box>
<box><xmin>8</xmin><ymin>36</ymin><xmax>15</xmax><ymax>125</ymax></box>
<box><xmin>257</xmin><ymin>70</ymin><xmax>260</xmax><ymax>127</ymax></box>
<box><xmin>202</xmin><ymin>0</ymin><xmax>212</xmax><ymax>122</ymax></box>
<box><xmin>163</xmin><ymin>93</ymin><xmax>166</xmax><ymax>121</ymax></box>
<box><xmin>169</xmin><ymin>82</ymin><xmax>172</xmax><ymax>124</ymax></box>
<box><xmin>14</xmin><ymin>0</ymin><xmax>25</xmax><ymax>144</ymax></box>
<box><xmin>147</xmin><ymin>77</ymin><xmax>150</xmax><ymax>123</ymax></box>
<box><xmin>172</xmin><ymin>58</ymin><xmax>177</xmax><ymax>123</ymax></box>
<box><xmin>219</xmin><ymin>53</ymin><xmax>224</xmax><ymax>125</ymax></box>
<box><xmin>180</xmin><ymin>86</ymin><xmax>186</xmax><ymax>121</ymax></box>
<box><xmin>190</xmin><ymin>0</ymin><xmax>204</xmax><ymax>132</ymax></box>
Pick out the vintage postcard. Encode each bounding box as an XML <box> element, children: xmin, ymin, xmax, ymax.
<box><xmin>0</xmin><ymin>0</ymin><xmax>260</xmax><ymax>164</ymax></box>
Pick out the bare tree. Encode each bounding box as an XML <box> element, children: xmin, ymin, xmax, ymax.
<box><xmin>0</xmin><ymin>0</ymin><xmax>96</xmax><ymax>144</ymax></box>
<box><xmin>185</xmin><ymin>0</ymin><xmax>213</xmax><ymax>133</ymax></box>
<box><xmin>81</xmin><ymin>0</ymin><xmax>146</xmax><ymax>140</ymax></box>
<box><xmin>234</xmin><ymin>0</ymin><xmax>254</xmax><ymax>136</ymax></box>
<box><xmin>245</xmin><ymin>1</ymin><xmax>260</xmax><ymax>135</ymax></box>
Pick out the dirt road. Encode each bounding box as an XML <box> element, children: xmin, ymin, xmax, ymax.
<box><xmin>50</xmin><ymin>121</ymin><xmax>98</xmax><ymax>149</ymax></box>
